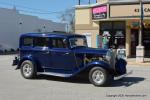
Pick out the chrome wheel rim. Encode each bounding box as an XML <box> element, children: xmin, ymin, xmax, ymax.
<box><xmin>22</xmin><ymin>63</ymin><xmax>32</xmax><ymax>77</ymax></box>
<box><xmin>92</xmin><ymin>70</ymin><xmax>104</xmax><ymax>84</ymax></box>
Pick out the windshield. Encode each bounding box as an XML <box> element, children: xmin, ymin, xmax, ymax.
<box><xmin>69</xmin><ymin>37</ymin><xmax>88</xmax><ymax>48</ymax></box>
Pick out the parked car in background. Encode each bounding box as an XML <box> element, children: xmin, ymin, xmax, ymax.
<box><xmin>12</xmin><ymin>32</ymin><xmax>129</xmax><ymax>86</ymax></box>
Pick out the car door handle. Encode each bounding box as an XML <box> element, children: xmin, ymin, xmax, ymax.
<box><xmin>63</xmin><ymin>52</ymin><xmax>70</xmax><ymax>55</ymax></box>
<box><xmin>43</xmin><ymin>51</ymin><xmax>50</xmax><ymax>54</ymax></box>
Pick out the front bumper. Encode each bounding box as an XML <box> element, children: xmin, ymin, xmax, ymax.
<box><xmin>12</xmin><ymin>57</ymin><xmax>19</xmax><ymax>66</ymax></box>
<box><xmin>114</xmin><ymin>70</ymin><xmax>133</xmax><ymax>80</ymax></box>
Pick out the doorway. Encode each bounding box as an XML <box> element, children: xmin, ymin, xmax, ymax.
<box><xmin>100</xmin><ymin>21</ymin><xmax>126</xmax><ymax>49</ymax></box>
<box><xmin>131</xmin><ymin>29</ymin><xmax>139</xmax><ymax>57</ymax></box>
<box><xmin>143</xmin><ymin>28</ymin><xmax>150</xmax><ymax>57</ymax></box>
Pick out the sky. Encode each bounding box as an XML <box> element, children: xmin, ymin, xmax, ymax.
<box><xmin>0</xmin><ymin>0</ymin><xmax>96</xmax><ymax>22</ymax></box>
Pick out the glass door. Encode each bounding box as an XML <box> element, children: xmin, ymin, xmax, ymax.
<box><xmin>143</xmin><ymin>28</ymin><xmax>150</xmax><ymax>57</ymax></box>
<box><xmin>100</xmin><ymin>21</ymin><xmax>125</xmax><ymax>49</ymax></box>
<box><xmin>131</xmin><ymin>29</ymin><xmax>139</xmax><ymax>57</ymax></box>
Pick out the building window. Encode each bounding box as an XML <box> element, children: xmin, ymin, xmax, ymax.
<box><xmin>100</xmin><ymin>21</ymin><xmax>126</xmax><ymax>49</ymax></box>
<box><xmin>143</xmin><ymin>29</ymin><xmax>150</xmax><ymax>49</ymax></box>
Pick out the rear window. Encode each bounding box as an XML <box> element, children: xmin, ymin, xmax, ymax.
<box><xmin>34</xmin><ymin>37</ymin><xmax>49</xmax><ymax>47</ymax></box>
<box><xmin>23</xmin><ymin>37</ymin><xmax>33</xmax><ymax>46</ymax></box>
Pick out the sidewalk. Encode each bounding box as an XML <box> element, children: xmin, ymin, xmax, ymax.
<box><xmin>127</xmin><ymin>58</ymin><xmax>150</xmax><ymax>66</ymax></box>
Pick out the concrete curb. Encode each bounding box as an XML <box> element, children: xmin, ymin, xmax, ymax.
<box><xmin>127</xmin><ymin>62</ymin><xmax>150</xmax><ymax>66</ymax></box>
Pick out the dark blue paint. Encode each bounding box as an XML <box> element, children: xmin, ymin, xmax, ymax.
<box><xmin>73</xmin><ymin>47</ymin><xmax>108</xmax><ymax>55</ymax></box>
<box><xmin>13</xmin><ymin>32</ymin><xmax>127</xmax><ymax>77</ymax></box>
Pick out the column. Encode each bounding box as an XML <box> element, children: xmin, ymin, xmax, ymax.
<box><xmin>136</xmin><ymin>0</ymin><xmax>144</xmax><ymax>63</ymax></box>
<box><xmin>126</xmin><ymin>23</ymin><xmax>131</xmax><ymax>58</ymax></box>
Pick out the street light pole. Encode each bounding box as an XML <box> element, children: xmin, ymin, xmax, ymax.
<box><xmin>136</xmin><ymin>0</ymin><xmax>144</xmax><ymax>63</ymax></box>
<box><xmin>88</xmin><ymin>0</ymin><xmax>91</xmax><ymax>4</ymax></box>
<box><xmin>139</xmin><ymin>0</ymin><xmax>143</xmax><ymax>46</ymax></box>
<box><xmin>78</xmin><ymin>0</ymin><xmax>80</xmax><ymax>5</ymax></box>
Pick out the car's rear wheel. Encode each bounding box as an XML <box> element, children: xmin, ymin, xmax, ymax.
<box><xmin>89</xmin><ymin>67</ymin><xmax>109</xmax><ymax>86</ymax></box>
<box><xmin>20</xmin><ymin>60</ymin><xmax>37</xmax><ymax>79</ymax></box>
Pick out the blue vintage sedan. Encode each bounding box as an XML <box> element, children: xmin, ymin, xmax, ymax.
<box><xmin>12</xmin><ymin>32</ymin><xmax>128</xmax><ymax>86</ymax></box>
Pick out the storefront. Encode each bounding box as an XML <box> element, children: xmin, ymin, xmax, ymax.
<box><xmin>99</xmin><ymin>21</ymin><xmax>126</xmax><ymax>49</ymax></box>
<box><xmin>75</xmin><ymin>0</ymin><xmax>150</xmax><ymax>58</ymax></box>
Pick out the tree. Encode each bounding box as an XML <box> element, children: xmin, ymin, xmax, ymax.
<box><xmin>58</xmin><ymin>8</ymin><xmax>75</xmax><ymax>33</ymax></box>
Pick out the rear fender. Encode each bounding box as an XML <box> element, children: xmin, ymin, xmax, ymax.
<box><xmin>16</xmin><ymin>55</ymin><xmax>36</xmax><ymax>70</ymax></box>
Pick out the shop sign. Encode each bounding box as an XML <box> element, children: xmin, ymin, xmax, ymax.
<box><xmin>92</xmin><ymin>5</ymin><xmax>107</xmax><ymax>19</ymax></box>
<box><xmin>130</xmin><ymin>20</ymin><xmax>140</xmax><ymax>29</ymax></box>
<box><xmin>132</xmin><ymin>22</ymin><xmax>140</xmax><ymax>27</ymax></box>
<box><xmin>134</xmin><ymin>8</ymin><xmax>150</xmax><ymax>13</ymax></box>
<box><xmin>144</xmin><ymin>23</ymin><xmax>150</xmax><ymax>28</ymax></box>
<box><xmin>110</xmin><ymin>4</ymin><xmax>150</xmax><ymax>18</ymax></box>
<box><xmin>131</xmin><ymin>21</ymin><xmax>150</xmax><ymax>28</ymax></box>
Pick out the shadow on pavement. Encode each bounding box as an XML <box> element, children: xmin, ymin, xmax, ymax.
<box><xmin>35</xmin><ymin>75</ymin><xmax>145</xmax><ymax>86</ymax></box>
<box><xmin>36</xmin><ymin>75</ymin><xmax>90</xmax><ymax>84</ymax></box>
<box><xmin>111</xmin><ymin>77</ymin><xmax>145</xmax><ymax>87</ymax></box>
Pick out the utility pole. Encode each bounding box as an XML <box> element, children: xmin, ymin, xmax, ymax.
<box><xmin>139</xmin><ymin>0</ymin><xmax>143</xmax><ymax>46</ymax></box>
<box><xmin>136</xmin><ymin>0</ymin><xmax>144</xmax><ymax>63</ymax></box>
<box><xmin>78</xmin><ymin>0</ymin><xmax>80</xmax><ymax>5</ymax></box>
<box><xmin>88</xmin><ymin>0</ymin><xmax>91</xmax><ymax>4</ymax></box>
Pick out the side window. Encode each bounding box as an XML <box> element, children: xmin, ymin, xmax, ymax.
<box><xmin>23</xmin><ymin>37</ymin><xmax>33</xmax><ymax>46</ymax></box>
<box><xmin>52</xmin><ymin>38</ymin><xmax>67</xmax><ymax>48</ymax></box>
<box><xmin>34</xmin><ymin>37</ymin><xmax>49</xmax><ymax>47</ymax></box>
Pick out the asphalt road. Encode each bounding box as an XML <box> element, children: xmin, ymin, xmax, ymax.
<box><xmin>0</xmin><ymin>55</ymin><xmax>150</xmax><ymax>100</ymax></box>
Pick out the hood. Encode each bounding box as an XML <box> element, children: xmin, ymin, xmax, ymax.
<box><xmin>73</xmin><ymin>47</ymin><xmax>108</xmax><ymax>55</ymax></box>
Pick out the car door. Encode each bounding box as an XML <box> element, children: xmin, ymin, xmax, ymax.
<box><xmin>50</xmin><ymin>37</ymin><xmax>77</xmax><ymax>71</ymax></box>
<box><xmin>33</xmin><ymin>37</ymin><xmax>52</xmax><ymax>69</ymax></box>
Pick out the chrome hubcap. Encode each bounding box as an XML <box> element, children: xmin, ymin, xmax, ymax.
<box><xmin>92</xmin><ymin>70</ymin><xmax>104</xmax><ymax>84</ymax></box>
<box><xmin>23</xmin><ymin>64</ymin><xmax>32</xmax><ymax>77</ymax></box>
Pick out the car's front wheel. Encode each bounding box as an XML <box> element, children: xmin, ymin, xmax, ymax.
<box><xmin>89</xmin><ymin>67</ymin><xmax>110</xmax><ymax>86</ymax></box>
<box><xmin>20</xmin><ymin>60</ymin><xmax>37</xmax><ymax>79</ymax></box>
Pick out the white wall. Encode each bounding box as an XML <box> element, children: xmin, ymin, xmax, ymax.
<box><xmin>0</xmin><ymin>7</ymin><xmax>66</xmax><ymax>51</ymax></box>
<box><xmin>0</xmin><ymin>8</ymin><xmax>19</xmax><ymax>50</ymax></box>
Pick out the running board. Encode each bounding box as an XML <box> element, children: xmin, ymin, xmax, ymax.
<box><xmin>114</xmin><ymin>70</ymin><xmax>133</xmax><ymax>80</ymax></box>
<box><xmin>37</xmin><ymin>72</ymin><xmax>72</xmax><ymax>78</ymax></box>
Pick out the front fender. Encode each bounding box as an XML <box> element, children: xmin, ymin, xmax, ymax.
<box><xmin>86</xmin><ymin>61</ymin><xmax>114</xmax><ymax>74</ymax></box>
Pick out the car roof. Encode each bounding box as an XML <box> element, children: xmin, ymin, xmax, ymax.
<box><xmin>21</xmin><ymin>32</ymin><xmax>85</xmax><ymax>38</ymax></box>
